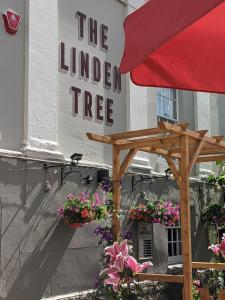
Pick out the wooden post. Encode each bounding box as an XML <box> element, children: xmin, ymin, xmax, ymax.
<box><xmin>199</xmin><ymin>288</ymin><xmax>210</xmax><ymax>300</ymax></box>
<box><xmin>180</xmin><ymin>135</ymin><xmax>192</xmax><ymax>300</ymax></box>
<box><xmin>219</xmin><ymin>289</ymin><xmax>225</xmax><ymax>299</ymax></box>
<box><xmin>112</xmin><ymin>145</ymin><xmax>121</xmax><ymax>241</ymax></box>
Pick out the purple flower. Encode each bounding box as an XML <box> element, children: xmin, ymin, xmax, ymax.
<box><xmin>57</xmin><ymin>207</ymin><xmax>64</xmax><ymax>218</ymax></box>
<box><xmin>79</xmin><ymin>192</ymin><xmax>90</xmax><ymax>203</ymax></box>
<box><xmin>121</xmin><ymin>230</ymin><xmax>132</xmax><ymax>240</ymax></box>
<box><xmin>94</xmin><ymin>225</ymin><xmax>113</xmax><ymax>245</ymax></box>
<box><xmin>100</xmin><ymin>177</ymin><xmax>112</xmax><ymax>193</ymax></box>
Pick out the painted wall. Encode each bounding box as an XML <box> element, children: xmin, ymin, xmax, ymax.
<box><xmin>0</xmin><ymin>158</ymin><xmax>214</xmax><ymax>300</ymax></box>
<box><xmin>0</xmin><ymin>0</ymin><xmax>25</xmax><ymax>151</ymax></box>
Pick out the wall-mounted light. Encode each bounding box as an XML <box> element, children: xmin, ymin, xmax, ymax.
<box><xmin>70</xmin><ymin>153</ymin><xmax>83</xmax><ymax>166</ymax></box>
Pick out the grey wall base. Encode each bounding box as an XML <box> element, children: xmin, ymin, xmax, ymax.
<box><xmin>0</xmin><ymin>158</ymin><xmax>218</xmax><ymax>299</ymax></box>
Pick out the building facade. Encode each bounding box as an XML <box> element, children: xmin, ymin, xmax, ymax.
<box><xmin>0</xmin><ymin>0</ymin><xmax>225</xmax><ymax>299</ymax></box>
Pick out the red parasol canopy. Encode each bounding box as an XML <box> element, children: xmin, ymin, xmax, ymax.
<box><xmin>120</xmin><ymin>0</ymin><xmax>225</xmax><ymax>93</ymax></box>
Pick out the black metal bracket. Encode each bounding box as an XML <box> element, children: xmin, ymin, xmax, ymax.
<box><xmin>44</xmin><ymin>162</ymin><xmax>93</xmax><ymax>186</ymax></box>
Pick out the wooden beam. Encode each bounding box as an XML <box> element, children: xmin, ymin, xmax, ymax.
<box><xmin>109</xmin><ymin>123</ymin><xmax>189</xmax><ymax>140</ymax></box>
<box><xmin>117</xmin><ymin>135</ymin><xmax>180</xmax><ymax>151</ymax></box>
<box><xmin>119</xmin><ymin>149</ymin><xmax>138</xmax><ymax>177</ymax></box>
<box><xmin>169</xmin><ymin>136</ymin><xmax>224</xmax><ymax>155</ymax></box>
<box><xmin>159</xmin><ymin>122</ymin><xmax>225</xmax><ymax>150</ymax></box>
<box><xmin>137</xmin><ymin>273</ymin><xmax>184</xmax><ymax>284</ymax></box>
<box><xmin>199</xmin><ymin>288</ymin><xmax>210</xmax><ymax>300</ymax></box>
<box><xmin>188</xmin><ymin>132</ymin><xmax>207</xmax><ymax>172</ymax></box>
<box><xmin>140</xmin><ymin>147</ymin><xmax>181</xmax><ymax>159</ymax></box>
<box><xmin>86</xmin><ymin>133</ymin><xmax>114</xmax><ymax>144</ymax></box>
<box><xmin>165</xmin><ymin>157</ymin><xmax>181</xmax><ymax>187</ymax></box>
<box><xmin>112</xmin><ymin>145</ymin><xmax>121</xmax><ymax>241</ymax></box>
<box><xmin>179</xmin><ymin>135</ymin><xmax>192</xmax><ymax>300</ymax></box>
<box><xmin>219</xmin><ymin>289</ymin><xmax>225</xmax><ymax>299</ymax></box>
<box><xmin>197</xmin><ymin>155</ymin><xmax>225</xmax><ymax>163</ymax></box>
<box><xmin>199</xmin><ymin>148</ymin><xmax>225</xmax><ymax>155</ymax></box>
<box><xmin>192</xmin><ymin>262</ymin><xmax>225</xmax><ymax>270</ymax></box>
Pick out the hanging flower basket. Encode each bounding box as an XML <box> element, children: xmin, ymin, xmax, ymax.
<box><xmin>57</xmin><ymin>192</ymin><xmax>110</xmax><ymax>228</ymax></box>
<box><xmin>129</xmin><ymin>200</ymin><xmax>180</xmax><ymax>226</ymax></box>
<box><xmin>201</xmin><ymin>203</ymin><xmax>225</xmax><ymax>229</ymax></box>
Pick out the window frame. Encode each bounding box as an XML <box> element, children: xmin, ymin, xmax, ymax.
<box><xmin>156</xmin><ymin>88</ymin><xmax>178</xmax><ymax>123</ymax></box>
<box><xmin>167</xmin><ymin>220</ymin><xmax>183</xmax><ymax>265</ymax></box>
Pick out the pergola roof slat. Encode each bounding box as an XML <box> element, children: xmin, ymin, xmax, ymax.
<box><xmin>159</xmin><ymin>122</ymin><xmax>225</xmax><ymax>150</ymax></box>
<box><xmin>197</xmin><ymin>155</ymin><xmax>225</xmax><ymax>162</ymax></box>
<box><xmin>109</xmin><ymin>122</ymin><xmax>189</xmax><ymax>140</ymax></box>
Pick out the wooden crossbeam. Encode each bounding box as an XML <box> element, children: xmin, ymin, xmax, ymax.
<box><xmin>86</xmin><ymin>133</ymin><xmax>115</xmax><ymax>144</ymax></box>
<box><xmin>165</xmin><ymin>157</ymin><xmax>181</xmax><ymax>186</ymax></box>
<box><xmin>117</xmin><ymin>135</ymin><xmax>180</xmax><ymax>151</ymax></box>
<box><xmin>109</xmin><ymin>123</ymin><xmax>189</xmax><ymax>140</ymax></box>
<box><xmin>192</xmin><ymin>262</ymin><xmax>225</xmax><ymax>269</ymax></box>
<box><xmin>170</xmin><ymin>144</ymin><xmax>223</xmax><ymax>155</ymax></box>
<box><xmin>197</xmin><ymin>155</ymin><xmax>225</xmax><ymax>162</ymax></box>
<box><xmin>140</xmin><ymin>146</ymin><xmax>181</xmax><ymax>159</ymax></box>
<box><xmin>119</xmin><ymin>149</ymin><xmax>137</xmax><ymax>177</ymax></box>
<box><xmin>159</xmin><ymin>122</ymin><xmax>225</xmax><ymax>150</ymax></box>
<box><xmin>188</xmin><ymin>131</ymin><xmax>207</xmax><ymax>172</ymax></box>
<box><xmin>137</xmin><ymin>273</ymin><xmax>184</xmax><ymax>283</ymax></box>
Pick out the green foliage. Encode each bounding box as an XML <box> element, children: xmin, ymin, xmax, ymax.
<box><xmin>192</xmin><ymin>285</ymin><xmax>200</xmax><ymax>300</ymax></box>
<box><xmin>201</xmin><ymin>203</ymin><xmax>225</xmax><ymax>226</ymax></box>
<box><xmin>207</xmin><ymin>161</ymin><xmax>225</xmax><ymax>188</ymax></box>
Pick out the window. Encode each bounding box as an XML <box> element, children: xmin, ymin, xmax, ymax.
<box><xmin>167</xmin><ymin>220</ymin><xmax>182</xmax><ymax>264</ymax></box>
<box><xmin>138</xmin><ymin>223</ymin><xmax>153</xmax><ymax>259</ymax></box>
<box><xmin>156</xmin><ymin>88</ymin><xmax>178</xmax><ymax>123</ymax></box>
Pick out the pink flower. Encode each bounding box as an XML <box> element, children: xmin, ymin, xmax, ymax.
<box><xmin>81</xmin><ymin>208</ymin><xmax>89</xmax><ymax>218</ymax></box>
<box><xmin>104</xmin><ymin>272</ymin><xmax>120</xmax><ymax>292</ymax></box>
<box><xmin>105</xmin><ymin>240</ymin><xmax>128</xmax><ymax>263</ymax></box>
<box><xmin>100</xmin><ymin>253</ymin><xmax>125</xmax><ymax>276</ymax></box>
<box><xmin>66</xmin><ymin>193</ymin><xmax>75</xmax><ymax>200</ymax></box>
<box><xmin>100</xmin><ymin>239</ymin><xmax>153</xmax><ymax>292</ymax></box>
<box><xmin>208</xmin><ymin>244</ymin><xmax>220</xmax><ymax>256</ymax></box>
<box><xmin>126</xmin><ymin>255</ymin><xmax>152</xmax><ymax>274</ymax></box>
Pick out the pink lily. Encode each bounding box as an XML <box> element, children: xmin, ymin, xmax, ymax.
<box><xmin>125</xmin><ymin>255</ymin><xmax>153</xmax><ymax>274</ymax></box>
<box><xmin>104</xmin><ymin>272</ymin><xmax>120</xmax><ymax>292</ymax></box>
<box><xmin>105</xmin><ymin>240</ymin><xmax>128</xmax><ymax>263</ymax></box>
<box><xmin>100</xmin><ymin>253</ymin><xmax>125</xmax><ymax>276</ymax></box>
<box><xmin>208</xmin><ymin>244</ymin><xmax>220</xmax><ymax>256</ymax></box>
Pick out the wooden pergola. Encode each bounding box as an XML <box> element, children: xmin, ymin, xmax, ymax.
<box><xmin>87</xmin><ymin>121</ymin><xmax>225</xmax><ymax>300</ymax></box>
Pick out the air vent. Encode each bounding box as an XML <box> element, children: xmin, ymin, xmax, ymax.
<box><xmin>143</xmin><ymin>239</ymin><xmax>153</xmax><ymax>258</ymax></box>
<box><xmin>138</xmin><ymin>223</ymin><xmax>153</xmax><ymax>259</ymax></box>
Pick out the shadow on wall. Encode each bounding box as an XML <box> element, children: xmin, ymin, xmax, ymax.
<box><xmin>6</xmin><ymin>220</ymin><xmax>75</xmax><ymax>300</ymax></box>
<box><xmin>191</xmin><ymin>205</ymin><xmax>211</xmax><ymax>262</ymax></box>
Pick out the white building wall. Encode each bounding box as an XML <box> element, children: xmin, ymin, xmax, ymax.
<box><xmin>0</xmin><ymin>0</ymin><xmax>25</xmax><ymax>151</ymax></box>
<box><xmin>0</xmin><ymin>0</ymin><xmax>224</xmax><ymax>174</ymax></box>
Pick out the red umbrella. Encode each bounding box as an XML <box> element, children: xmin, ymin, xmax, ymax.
<box><xmin>120</xmin><ymin>0</ymin><xmax>225</xmax><ymax>93</ymax></box>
